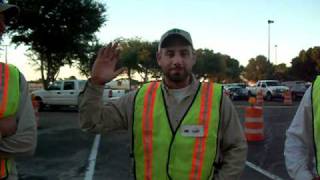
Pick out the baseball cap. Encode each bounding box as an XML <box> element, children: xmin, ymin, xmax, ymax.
<box><xmin>159</xmin><ymin>28</ymin><xmax>193</xmax><ymax>49</ymax></box>
<box><xmin>0</xmin><ymin>0</ymin><xmax>19</xmax><ymax>23</ymax></box>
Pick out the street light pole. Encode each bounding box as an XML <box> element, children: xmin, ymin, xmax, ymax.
<box><xmin>268</xmin><ymin>20</ymin><xmax>274</xmax><ymax>62</ymax></box>
<box><xmin>274</xmin><ymin>44</ymin><xmax>278</xmax><ymax>65</ymax></box>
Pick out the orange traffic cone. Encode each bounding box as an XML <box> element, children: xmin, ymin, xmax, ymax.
<box><xmin>256</xmin><ymin>89</ymin><xmax>264</xmax><ymax>106</ymax></box>
<box><xmin>31</xmin><ymin>97</ymin><xmax>40</xmax><ymax>128</ymax></box>
<box><xmin>283</xmin><ymin>90</ymin><xmax>293</xmax><ymax>105</ymax></box>
<box><xmin>244</xmin><ymin>100</ymin><xmax>264</xmax><ymax>141</ymax></box>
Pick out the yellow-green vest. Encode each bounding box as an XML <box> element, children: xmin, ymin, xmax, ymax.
<box><xmin>0</xmin><ymin>63</ymin><xmax>20</xmax><ymax>179</ymax></box>
<box><xmin>133</xmin><ymin>81</ymin><xmax>222</xmax><ymax>180</ymax></box>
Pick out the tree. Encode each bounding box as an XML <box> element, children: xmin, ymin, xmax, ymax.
<box><xmin>118</xmin><ymin>39</ymin><xmax>141</xmax><ymax>89</ymax></box>
<box><xmin>290</xmin><ymin>47</ymin><xmax>320</xmax><ymax>82</ymax></box>
<box><xmin>136</xmin><ymin>41</ymin><xmax>160</xmax><ymax>82</ymax></box>
<box><xmin>193</xmin><ymin>49</ymin><xmax>225</xmax><ymax>81</ymax></box>
<box><xmin>193</xmin><ymin>49</ymin><xmax>240</xmax><ymax>82</ymax></box>
<box><xmin>223</xmin><ymin>57</ymin><xmax>241</xmax><ymax>82</ymax></box>
<box><xmin>116</xmin><ymin>39</ymin><xmax>160</xmax><ymax>88</ymax></box>
<box><xmin>77</xmin><ymin>40</ymin><xmax>104</xmax><ymax>78</ymax></box>
<box><xmin>8</xmin><ymin>0</ymin><xmax>106</xmax><ymax>88</ymax></box>
<box><xmin>243</xmin><ymin>55</ymin><xmax>274</xmax><ymax>81</ymax></box>
<box><xmin>273</xmin><ymin>63</ymin><xmax>290</xmax><ymax>81</ymax></box>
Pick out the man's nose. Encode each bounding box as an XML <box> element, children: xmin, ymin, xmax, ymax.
<box><xmin>172</xmin><ymin>54</ymin><xmax>183</xmax><ymax>65</ymax></box>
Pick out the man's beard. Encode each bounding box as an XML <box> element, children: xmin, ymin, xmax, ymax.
<box><xmin>164</xmin><ymin>69</ymin><xmax>190</xmax><ymax>82</ymax></box>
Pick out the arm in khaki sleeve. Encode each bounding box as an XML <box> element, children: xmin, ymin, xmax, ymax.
<box><xmin>78</xmin><ymin>79</ymin><xmax>136</xmax><ymax>133</ymax></box>
<box><xmin>284</xmin><ymin>87</ymin><xmax>315</xmax><ymax>180</ymax></box>
<box><xmin>215</xmin><ymin>95</ymin><xmax>248</xmax><ymax>180</ymax></box>
<box><xmin>0</xmin><ymin>74</ymin><xmax>37</xmax><ymax>158</ymax></box>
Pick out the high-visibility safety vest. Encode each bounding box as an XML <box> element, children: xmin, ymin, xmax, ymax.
<box><xmin>0</xmin><ymin>63</ymin><xmax>20</xmax><ymax>179</ymax></box>
<box><xmin>313</xmin><ymin>76</ymin><xmax>320</xmax><ymax>176</ymax></box>
<box><xmin>133</xmin><ymin>81</ymin><xmax>222</xmax><ymax>180</ymax></box>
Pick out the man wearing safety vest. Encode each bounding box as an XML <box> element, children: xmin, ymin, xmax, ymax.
<box><xmin>285</xmin><ymin>77</ymin><xmax>320</xmax><ymax>180</ymax></box>
<box><xmin>79</xmin><ymin>28</ymin><xmax>247</xmax><ymax>179</ymax></box>
<box><xmin>0</xmin><ymin>1</ymin><xmax>37</xmax><ymax>179</ymax></box>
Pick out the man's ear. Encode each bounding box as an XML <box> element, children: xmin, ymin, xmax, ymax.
<box><xmin>156</xmin><ymin>50</ymin><xmax>161</xmax><ymax>66</ymax></box>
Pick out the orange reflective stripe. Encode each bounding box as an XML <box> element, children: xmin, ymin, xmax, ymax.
<box><xmin>190</xmin><ymin>83</ymin><xmax>207</xmax><ymax>180</ymax></box>
<box><xmin>0</xmin><ymin>64</ymin><xmax>9</xmax><ymax>117</ymax></box>
<box><xmin>142</xmin><ymin>82</ymin><xmax>159</xmax><ymax>180</ymax></box>
<box><xmin>190</xmin><ymin>82</ymin><xmax>214</xmax><ymax>180</ymax></box>
<box><xmin>198</xmin><ymin>82</ymin><xmax>213</xmax><ymax>179</ymax></box>
<box><xmin>0</xmin><ymin>160</ymin><xmax>6</xmax><ymax>178</ymax></box>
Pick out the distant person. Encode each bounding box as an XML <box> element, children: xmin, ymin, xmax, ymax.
<box><xmin>0</xmin><ymin>1</ymin><xmax>37</xmax><ymax>179</ymax></box>
<box><xmin>79</xmin><ymin>28</ymin><xmax>247</xmax><ymax>179</ymax></box>
<box><xmin>284</xmin><ymin>77</ymin><xmax>320</xmax><ymax>180</ymax></box>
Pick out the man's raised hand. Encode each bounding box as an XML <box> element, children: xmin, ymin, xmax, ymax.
<box><xmin>91</xmin><ymin>42</ymin><xmax>125</xmax><ymax>85</ymax></box>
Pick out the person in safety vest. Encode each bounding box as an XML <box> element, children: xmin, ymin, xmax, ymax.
<box><xmin>285</xmin><ymin>77</ymin><xmax>320</xmax><ymax>180</ymax></box>
<box><xmin>0</xmin><ymin>1</ymin><xmax>37</xmax><ymax>179</ymax></box>
<box><xmin>79</xmin><ymin>28</ymin><xmax>247</xmax><ymax>179</ymax></box>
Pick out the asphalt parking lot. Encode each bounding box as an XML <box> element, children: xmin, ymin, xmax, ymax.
<box><xmin>16</xmin><ymin>99</ymin><xmax>300</xmax><ymax>180</ymax></box>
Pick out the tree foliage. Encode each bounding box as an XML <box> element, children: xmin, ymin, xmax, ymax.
<box><xmin>290</xmin><ymin>46</ymin><xmax>320</xmax><ymax>82</ymax></box>
<box><xmin>243</xmin><ymin>55</ymin><xmax>274</xmax><ymax>81</ymax></box>
<box><xmin>133</xmin><ymin>40</ymin><xmax>159</xmax><ymax>82</ymax></box>
<box><xmin>117</xmin><ymin>38</ymin><xmax>160</xmax><ymax>88</ymax></box>
<box><xmin>193</xmin><ymin>49</ymin><xmax>241</xmax><ymax>82</ymax></box>
<box><xmin>77</xmin><ymin>40</ymin><xmax>104</xmax><ymax>78</ymax></box>
<box><xmin>273</xmin><ymin>63</ymin><xmax>289</xmax><ymax>81</ymax></box>
<box><xmin>8</xmin><ymin>0</ymin><xmax>106</xmax><ymax>88</ymax></box>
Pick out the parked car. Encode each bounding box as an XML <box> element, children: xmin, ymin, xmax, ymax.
<box><xmin>31</xmin><ymin>80</ymin><xmax>125</xmax><ymax>110</ymax></box>
<box><xmin>224</xmin><ymin>83</ymin><xmax>248</xmax><ymax>97</ymax></box>
<box><xmin>223</xmin><ymin>85</ymin><xmax>248</xmax><ymax>100</ymax></box>
<box><xmin>281</xmin><ymin>81</ymin><xmax>308</xmax><ymax>100</ymax></box>
<box><xmin>246</xmin><ymin>80</ymin><xmax>289</xmax><ymax>101</ymax></box>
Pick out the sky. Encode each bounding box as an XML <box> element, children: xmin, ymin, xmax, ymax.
<box><xmin>1</xmin><ymin>0</ymin><xmax>319</xmax><ymax>81</ymax></box>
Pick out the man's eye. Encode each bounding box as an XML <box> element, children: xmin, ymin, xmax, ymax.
<box><xmin>166</xmin><ymin>52</ymin><xmax>174</xmax><ymax>57</ymax></box>
<box><xmin>181</xmin><ymin>51</ymin><xmax>189</xmax><ymax>57</ymax></box>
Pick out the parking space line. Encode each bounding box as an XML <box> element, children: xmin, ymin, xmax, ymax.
<box><xmin>246</xmin><ymin>161</ymin><xmax>284</xmax><ymax>180</ymax></box>
<box><xmin>84</xmin><ymin>134</ymin><xmax>101</xmax><ymax>180</ymax></box>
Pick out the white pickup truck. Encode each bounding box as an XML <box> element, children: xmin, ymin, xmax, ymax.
<box><xmin>31</xmin><ymin>80</ymin><xmax>125</xmax><ymax>110</ymax></box>
<box><xmin>246</xmin><ymin>80</ymin><xmax>289</xmax><ymax>101</ymax></box>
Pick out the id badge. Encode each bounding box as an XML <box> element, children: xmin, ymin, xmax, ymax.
<box><xmin>180</xmin><ymin>125</ymin><xmax>204</xmax><ymax>137</ymax></box>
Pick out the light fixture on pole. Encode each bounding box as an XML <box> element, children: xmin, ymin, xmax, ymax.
<box><xmin>268</xmin><ymin>20</ymin><xmax>274</xmax><ymax>62</ymax></box>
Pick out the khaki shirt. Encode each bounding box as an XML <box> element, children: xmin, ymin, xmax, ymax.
<box><xmin>0</xmin><ymin>73</ymin><xmax>37</xmax><ymax>180</ymax></box>
<box><xmin>79</xmin><ymin>77</ymin><xmax>247</xmax><ymax>180</ymax></box>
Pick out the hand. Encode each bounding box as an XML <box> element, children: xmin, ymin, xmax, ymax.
<box><xmin>0</xmin><ymin>116</ymin><xmax>17</xmax><ymax>137</ymax></box>
<box><xmin>91</xmin><ymin>42</ymin><xmax>125</xmax><ymax>85</ymax></box>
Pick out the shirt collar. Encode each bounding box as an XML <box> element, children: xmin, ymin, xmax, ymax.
<box><xmin>161</xmin><ymin>74</ymin><xmax>200</xmax><ymax>97</ymax></box>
